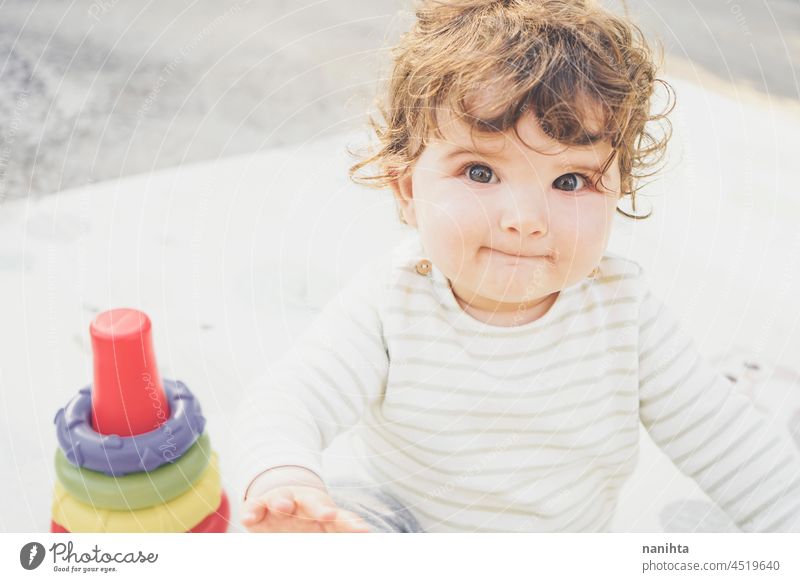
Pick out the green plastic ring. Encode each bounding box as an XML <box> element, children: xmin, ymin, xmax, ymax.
<box><xmin>52</xmin><ymin>454</ymin><xmax>221</xmax><ymax>533</ymax></box>
<box><xmin>55</xmin><ymin>432</ymin><xmax>211</xmax><ymax>510</ymax></box>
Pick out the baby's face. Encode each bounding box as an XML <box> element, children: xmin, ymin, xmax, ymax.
<box><xmin>391</xmin><ymin>107</ymin><xmax>621</xmax><ymax>322</ymax></box>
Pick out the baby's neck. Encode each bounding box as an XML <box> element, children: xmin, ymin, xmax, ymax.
<box><xmin>452</xmin><ymin>289</ymin><xmax>560</xmax><ymax>327</ymax></box>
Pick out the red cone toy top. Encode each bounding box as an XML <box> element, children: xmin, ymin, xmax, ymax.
<box><xmin>90</xmin><ymin>308</ymin><xmax>170</xmax><ymax>437</ymax></box>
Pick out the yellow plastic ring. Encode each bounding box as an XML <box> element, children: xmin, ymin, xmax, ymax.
<box><xmin>52</xmin><ymin>453</ymin><xmax>221</xmax><ymax>533</ymax></box>
<box><xmin>55</xmin><ymin>432</ymin><xmax>211</xmax><ymax>510</ymax></box>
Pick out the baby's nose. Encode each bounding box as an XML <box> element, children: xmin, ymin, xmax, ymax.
<box><xmin>499</xmin><ymin>202</ymin><xmax>549</xmax><ymax>237</ymax></box>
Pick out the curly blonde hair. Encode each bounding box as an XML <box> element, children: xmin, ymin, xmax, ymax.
<box><xmin>348</xmin><ymin>0</ymin><xmax>675</xmax><ymax>218</ymax></box>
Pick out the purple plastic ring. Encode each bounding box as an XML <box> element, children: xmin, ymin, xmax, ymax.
<box><xmin>54</xmin><ymin>379</ymin><xmax>206</xmax><ymax>476</ymax></box>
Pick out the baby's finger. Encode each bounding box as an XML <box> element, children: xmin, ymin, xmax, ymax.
<box><xmin>240</xmin><ymin>499</ymin><xmax>268</xmax><ymax>525</ymax></box>
<box><xmin>323</xmin><ymin>510</ymin><xmax>371</xmax><ymax>533</ymax></box>
<box><xmin>298</xmin><ymin>496</ymin><xmax>338</xmax><ymax>522</ymax></box>
<box><xmin>266</xmin><ymin>492</ymin><xmax>296</xmax><ymax>517</ymax></box>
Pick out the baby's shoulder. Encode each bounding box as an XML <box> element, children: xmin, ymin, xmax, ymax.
<box><xmin>354</xmin><ymin>235</ymin><xmax>430</xmax><ymax>298</ymax></box>
<box><xmin>598</xmin><ymin>251</ymin><xmax>644</xmax><ymax>276</ymax></box>
<box><xmin>381</xmin><ymin>233</ymin><xmax>434</xmax><ymax>287</ymax></box>
<box><xmin>593</xmin><ymin>251</ymin><xmax>646</xmax><ymax>298</ymax></box>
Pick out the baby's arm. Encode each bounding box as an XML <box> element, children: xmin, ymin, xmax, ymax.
<box><xmin>231</xmin><ymin>257</ymin><xmax>391</xmax><ymax>526</ymax></box>
<box><xmin>637</xmin><ymin>282</ymin><xmax>800</xmax><ymax>532</ymax></box>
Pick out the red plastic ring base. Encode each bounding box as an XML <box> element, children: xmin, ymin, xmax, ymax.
<box><xmin>188</xmin><ymin>489</ymin><xmax>230</xmax><ymax>533</ymax></box>
<box><xmin>51</xmin><ymin>490</ymin><xmax>231</xmax><ymax>533</ymax></box>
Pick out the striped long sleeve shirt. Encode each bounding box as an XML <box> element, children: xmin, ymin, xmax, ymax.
<box><xmin>234</xmin><ymin>233</ymin><xmax>800</xmax><ymax>532</ymax></box>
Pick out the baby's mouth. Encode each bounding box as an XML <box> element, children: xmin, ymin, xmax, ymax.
<box><xmin>486</xmin><ymin>247</ymin><xmax>554</xmax><ymax>262</ymax></box>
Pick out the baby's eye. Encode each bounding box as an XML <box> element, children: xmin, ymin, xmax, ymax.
<box><xmin>464</xmin><ymin>163</ymin><xmax>497</xmax><ymax>184</ymax></box>
<box><xmin>553</xmin><ymin>172</ymin><xmax>591</xmax><ymax>192</ymax></box>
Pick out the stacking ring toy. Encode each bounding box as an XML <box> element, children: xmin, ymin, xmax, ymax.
<box><xmin>51</xmin><ymin>490</ymin><xmax>231</xmax><ymax>533</ymax></box>
<box><xmin>187</xmin><ymin>490</ymin><xmax>231</xmax><ymax>533</ymax></box>
<box><xmin>55</xmin><ymin>379</ymin><xmax>206</xmax><ymax>476</ymax></box>
<box><xmin>52</xmin><ymin>453</ymin><xmax>221</xmax><ymax>533</ymax></box>
<box><xmin>55</xmin><ymin>432</ymin><xmax>212</xmax><ymax>510</ymax></box>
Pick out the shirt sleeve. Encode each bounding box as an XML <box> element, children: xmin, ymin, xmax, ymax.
<box><xmin>637</xmin><ymin>270</ymin><xmax>800</xmax><ymax>532</ymax></box>
<box><xmin>230</xmin><ymin>256</ymin><xmax>391</xmax><ymax>500</ymax></box>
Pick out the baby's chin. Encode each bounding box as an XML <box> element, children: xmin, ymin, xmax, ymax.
<box><xmin>455</xmin><ymin>273</ymin><xmax>556</xmax><ymax>306</ymax></box>
<box><xmin>475</xmin><ymin>261</ymin><xmax>555</xmax><ymax>289</ymax></box>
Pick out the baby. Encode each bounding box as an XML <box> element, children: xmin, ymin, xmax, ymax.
<box><xmin>235</xmin><ymin>0</ymin><xmax>800</xmax><ymax>532</ymax></box>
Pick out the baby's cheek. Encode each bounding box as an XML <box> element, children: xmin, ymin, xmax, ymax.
<box><xmin>578</xmin><ymin>202</ymin><xmax>615</xmax><ymax>247</ymax></box>
<box><xmin>554</xmin><ymin>203</ymin><xmax>612</xmax><ymax>275</ymax></box>
<box><xmin>421</xmin><ymin>225</ymin><xmax>469</xmax><ymax>274</ymax></box>
<box><xmin>422</xmin><ymin>202</ymin><xmax>489</xmax><ymax>273</ymax></box>
<box><xmin>557</xmin><ymin>196</ymin><xmax>612</xmax><ymax>236</ymax></box>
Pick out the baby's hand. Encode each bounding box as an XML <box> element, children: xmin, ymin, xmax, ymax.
<box><xmin>241</xmin><ymin>467</ymin><xmax>370</xmax><ymax>533</ymax></box>
<box><xmin>242</xmin><ymin>484</ymin><xmax>371</xmax><ymax>533</ymax></box>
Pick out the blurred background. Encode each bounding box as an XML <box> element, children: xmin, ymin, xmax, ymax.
<box><xmin>1</xmin><ymin>0</ymin><xmax>798</xmax><ymax>201</ymax></box>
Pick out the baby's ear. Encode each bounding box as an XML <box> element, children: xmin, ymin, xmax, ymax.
<box><xmin>389</xmin><ymin>169</ymin><xmax>417</xmax><ymax>228</ymax></box>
